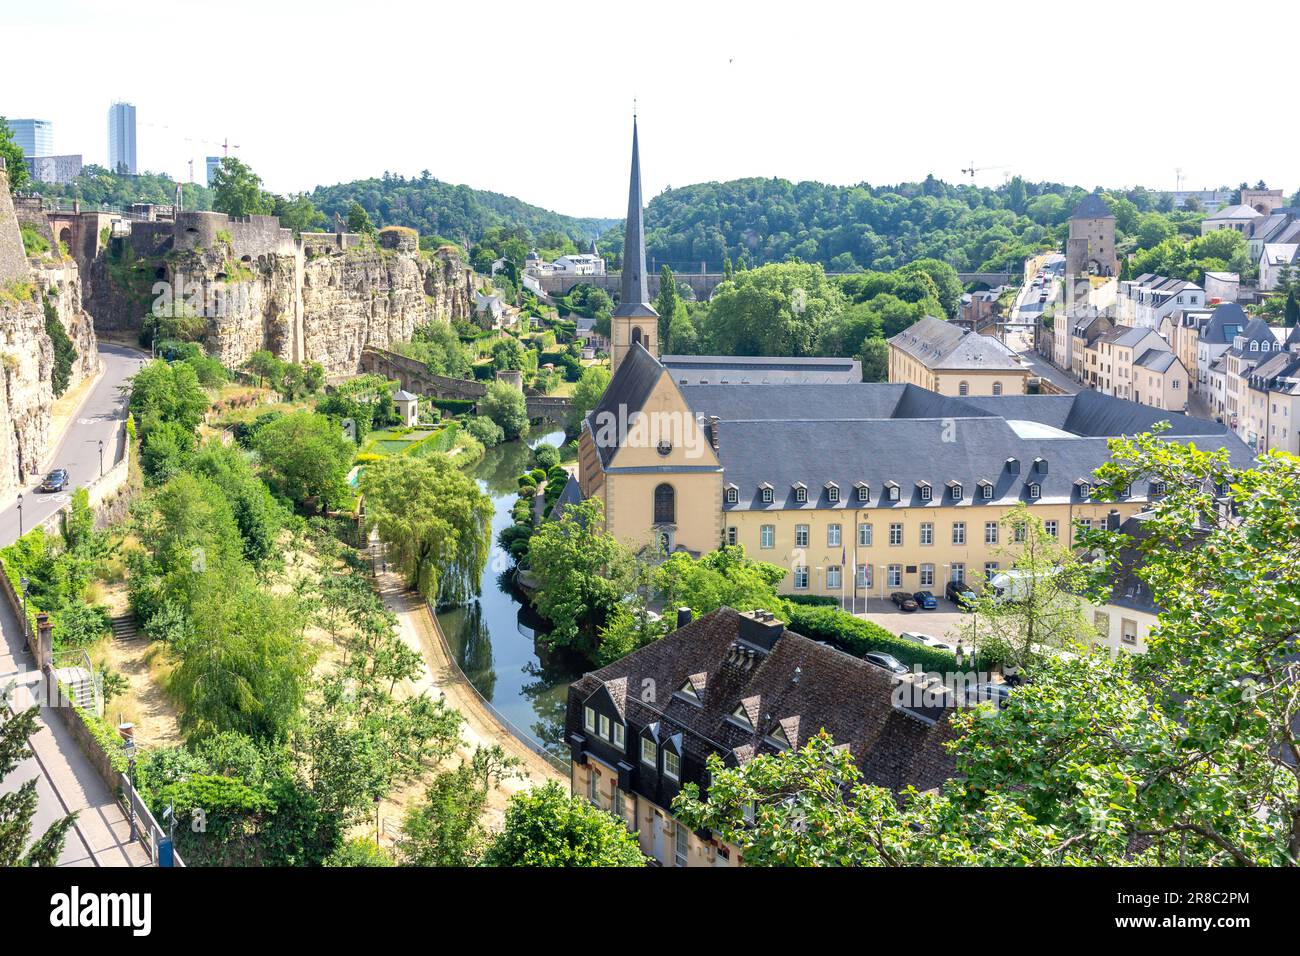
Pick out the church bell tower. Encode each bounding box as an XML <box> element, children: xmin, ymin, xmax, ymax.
<box><xmin>610</xmin><ymin>117</ymin><xmax>658</xmax><ymax>375</ymax></box>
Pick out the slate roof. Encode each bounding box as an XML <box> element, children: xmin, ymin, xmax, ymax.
<box><xmin>1201</xmin><ymin>303</ymin><xmax>1249</xmax><ymax>344</ymax></box>
<box><xmin>612</xmin><ymin>117</ymin><xmax>657</xmax><ymax>319</ymax></box>
<box><xmin>1205</xmin><ymin>204</ymin><xmax>1265</xmax><ymax>222</ymax></box>
<box><xmin>661</xmin><ymin>354</ymin><xmax>862</xmax><ymax>384</ymax></box>
<box><xmin>586</xmin><ymin>341</ymin><xmax>663</xmax><ymax>466</ymax></box>
<box><xmin>1100</xmin><ymin>325</ymin><xmax>1160</xmax><ymax>349</ymax></box>
<box><xmin>392</xmin><ymin>389</ymin><xmax>418</xmax><ymax>402</ymax></box>
<box><xmin>1133</xmin><ymin>348</ymin><xmax>1178</xmax><ymax>373</ymax></box>
<box><xmin>887</xmin><ymin>315</ymin><xmax>1025</xmax><ymax>371</ymax></box>
<box><xmin>567</xmin><ymin>607</ymin><xmax>959</xmax><ymax>790</ymax></box>
<box><xmin>1072</xmin><ymin>193</ymin><xmax>1114</xmax><ymax>219</ymax></box>
<box><xmin>548</xmin><ymin>474</ymin><xmax>584</xmax><ymax>521</ymax></box>
<box><xmin>1263</xmin><ymin>243</ymin><xmax>1300</xmax><ymax>267</ymax></box>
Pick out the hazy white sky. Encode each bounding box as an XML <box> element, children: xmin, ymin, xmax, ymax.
<box><xmin>7</xmin><ymin>0</ymin><xmax>1298</xmax><ymax>218</ymax></box>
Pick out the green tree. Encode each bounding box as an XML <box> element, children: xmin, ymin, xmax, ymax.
<box><xmin>479</xmin><ymin>379</ymin><xmax>528</xmax><ymax>441</ymax></box>
<box><xmin>43</xmin><ymin>299</ymin><xmax>77</xmax><ymax>397</ymax></box>
<box><xmin>706</xmin><ymin>261</ymin><xmax>845</xmax><ymax>356</ymax></box>
<box><xmin>526</xmin><ymin>498</ymin><xmax>636</xmax><ymax>655</ymax></box>
<box><xmin>955</xmin><ymin>505</ymin><xmax>1100</xmax><ymax>671</ymax></box>
<box><xmin>400</xmin><ymin>746</ymin><xmax>520</xmax><ymax>866</ymax></box>
<box><xmin>244</xmin><ymin>350</ymin><xmax>284</xmax><ymax>389</ymax></box>
<box><xmin>359</xmin><ymin>453</ymin><xmax>493</xmax><ymax>606</ymax></box>
<box><xmin>482</xmin><ymin>781</ymin><xmax>646</xmax><ymax>867</ymax></box>
<box><xmin>568</xmin><ymin>365</ymin><xmax>610</xmax><ymax>431</ymax></box>
<box><xmin>0</xmin><ymin>706</ymin><xmax>74</xmax><ymax>865</ymax></box>
<box><xmin>272</xmin><ymin>193</ymin><xmax>325</xmax><ymax>233</ymax></box>
<box><xmin>253</xmin><ymin>411</ymin><xmax>354</xmax><ymax>510</ymax></box>
<box><xmin>652</xmin><ymin>546</ymin><xmax>788</xmax><ymax>624</ymax></box>
<box><xmin>346</xmin><ymin>201</ymin><xmax>374</xmax><ymax>235</ymax></box>
<box><xmin>0</xmin><ymin>118</ymin><xmax>30</xmax><ymax>192</ymax></box>
<box><xmin>858</xmin><ymin>336</ymin><xmax>889</xmax><ymax>382</ymax></box>
<box><xmin>489</xmin><ymin>337</ymin><xmax>526</xmax><ymax>372</ymax></box>
<box><xmin>211</xmin><ymin>157</ymin><xmax>274</xmax><ymax>217</ymax></box>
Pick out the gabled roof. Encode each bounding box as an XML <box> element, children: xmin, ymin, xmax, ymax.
<box><xmin>1201</xmin><ymin>303</ymin><xmax>1250</xmax><ymax>344</ymax></box>
<box><xmin>1133</xmin><ymin>348</ymin><xmax>1178</xmax><ymax>373</ymax></box>
<box><xmin>547</xmin><ymin>474</ymin><xmax>584</xmax><ymax>521</ymax></box>
<box><xmin>1205</xmin><ymin>203</ymin><xmax>1265</xmax><ymax>222</ymax></box>
<box><xmin>585</xmin><ymin>341</ymin><xmax>662</xmax><ymax>466</ymax></box>
<box><xmin>887</xmin><ymin>315</ymin><xmax>1024</xmax><ymax>371</ymax></box>
<box><xmin>392</xmin><ymin>389</ymin><xmax>418</xmax><ymax>402</ymax></box>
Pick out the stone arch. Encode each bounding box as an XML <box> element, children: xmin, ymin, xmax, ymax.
<box><xmin>631</xmin><ymin>326</ymin><xmax>643</xmax><ymax>346</ymax></box>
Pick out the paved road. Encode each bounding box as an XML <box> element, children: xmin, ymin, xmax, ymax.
<box><xmin>0</xmin><ymin>341</ymin><xmax>150</xmax><ymax>866</ymax></box>
<box><xmin>0</xmin><ymin>343</ymin><xmax>143</xmax><ymax>541</ymax></box>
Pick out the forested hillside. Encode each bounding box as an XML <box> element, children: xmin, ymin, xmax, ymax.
<box><xmin>308</xmin><ymin>172</ymin><xmax>617</xmax><ymax>247</ymax></box>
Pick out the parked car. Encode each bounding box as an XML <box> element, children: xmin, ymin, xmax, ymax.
<box><xmin>912</xmin><ymin>590</ymin><xmax>938</xmax><ymax>610</ymax></box>
<box><xmin>864</xmin><ymin>652</ymin><xmax>908</xmax><ymax>674</ymax></box>
<box><xmin>899</xmin><ymin>631</ymin><xmax>940</xmax><ymax>646</ymax></box>
<box><xmin>964</xmin><ymin>682</ymin><xmax>1011</xmax><ymax>707</ymax></box>
<box><xmin>40</xmin><ymin>468</ymin><xmax>69</xmax><ymax>493</ymax></box>
<box><xmin>890</xmin><ymin>591</ymin><xmax>919</xmax><ymax>612</ymax></box>
<box><xmin>945</xmin><ymin>580</ymin><xmax>978</xmax><ymax>610</ymax></box>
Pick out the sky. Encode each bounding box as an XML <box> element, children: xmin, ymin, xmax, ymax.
<box><xmin>6</xmin><ymin>0</ymin><xmax>1298</xmax><ymax>219</ymax></box>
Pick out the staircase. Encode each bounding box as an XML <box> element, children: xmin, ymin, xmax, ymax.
<box><xmin>110</xmin><ymin>613</ymin><xmax>141</xmax><ymax>643</ymax></box>
<box><xmin>53</xmin><ymin>665</ymin><xmax>99</xmax><ymax>713</ymax></box>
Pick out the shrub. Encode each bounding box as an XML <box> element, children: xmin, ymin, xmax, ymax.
<box><xmin>465</xmin><ymin>415</ymin><xmax>504</xmax><ymax>447</ymax></box>
<box><xmin>785</xmin><ymin>603</ymin><xmax>958</xmax><ymax>672</ymax></box>
<box><xmin>532</xmin><ymin>442</ymin><xmax>560</xmax><ymax>471</ymax></box>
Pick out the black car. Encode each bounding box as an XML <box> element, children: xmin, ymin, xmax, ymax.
<box><xmin>864</xmin><ymin>652</ymin><xmax>909</xmax><ymax>674</ymax></box>
<box><xmin>945</xmin><ymin>580</ymin><xmax>977</xmax><ymax>609</ymax></box>
<box><xmin>40</xmin><ymin>468</ymin><xmax>69</xmax><ymax>492</ymax></box>
<box><xmin>890</xmin><ymin>591</ymin><xmax>919</xmax><ymax>612</ymax></box>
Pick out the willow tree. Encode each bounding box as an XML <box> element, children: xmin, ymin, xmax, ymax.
<box><xmin>360</xmin><ymin>454</ymin><xmax>493</xmax><ymax>607</ymax></box>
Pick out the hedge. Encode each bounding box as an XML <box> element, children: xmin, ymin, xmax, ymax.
<box><xmin>431</xmin><ymin>398</ymin><xmax>475</xmax><ymax>415</ymax></box>
<box><xmin>784</xmin><ymin>603</ymin><xmax>958</xmax><ymax>673</ymax></box>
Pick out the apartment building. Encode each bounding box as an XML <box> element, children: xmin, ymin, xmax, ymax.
<box><xmin>1116</xmin><ymin>274</ymin><xmax>1205</xmax><ymax>329</ymax></box>
<box><xmin>566</xmin><ymin>607</ymin><xmax>958</xmax><ymax>866</ymax></box>
<box><xmin>1216</xmin><ymin>317</ymin><xmax>1288</xmax><ymax>433</ymax></box>
<box><xmin>1242</xmin><ymin>326</ymin><xmax>1300</xmax><ymax>454</ymax></box>
<box><xmin>887</xmin><ymin>315</ymin><xmax>1030</xmax><ymax>397</ymax></box>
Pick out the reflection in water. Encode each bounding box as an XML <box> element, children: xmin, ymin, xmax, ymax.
<box><xmin>436</xmin><ymin>426</ymin><xmax>581</xmax><ymax>758</ymax></box>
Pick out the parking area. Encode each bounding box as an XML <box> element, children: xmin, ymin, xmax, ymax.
<box><xmin>851</xmin><ymin>598</ymin><xmax>970</xmax><ymax>646</ymax></box>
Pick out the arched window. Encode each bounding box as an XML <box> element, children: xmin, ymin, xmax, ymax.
<box><xmin>654</xmin><ymin>483</ymin><xmax>675</xmax><ymax>524</ymax></box>
<box><xmin>992</xmin><ymin>382</ymin><xmax>1003</xmax><ymax>396</ymax></box>
<box><xmin>958</xmin><ymin>381</ymin><xmax>969</xmax><ymax>396</ymax></box>
<box><xmin>631</xmin><ymin>327</ymin><xmax>643</xmax><ymax>345</ymax></box>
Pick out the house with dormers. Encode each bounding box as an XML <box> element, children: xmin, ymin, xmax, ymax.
<box><xmin>566</xmin><ymin>607</ymin><xmax>959</xmax><ymax>866</ymax></box>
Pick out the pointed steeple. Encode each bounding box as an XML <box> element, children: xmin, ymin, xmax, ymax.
<box><xmin>613</xmin><ymin>117</ymin><xmax>656</xmax><ymax>318</ymax></box>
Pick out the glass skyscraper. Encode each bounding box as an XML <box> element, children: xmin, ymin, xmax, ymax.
<box><xmin>6</xmin><ymin>118</ymin><xmax>53</xmax><ymax>157</ymax></box>
<box><xmin>108</xmin><ymin>101</ymin><xmax>137</xmax><ymax>174</ymax></box>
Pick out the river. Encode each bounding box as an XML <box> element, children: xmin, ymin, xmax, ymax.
<box><xmin>435</xmin><ymin>425</ymin><xmax>584</xmax><ymax>761</ymax></box>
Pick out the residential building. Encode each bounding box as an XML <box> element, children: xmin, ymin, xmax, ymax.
<box><xmin>1201</xmin><ymin>271</ymin><xmax>1240</xmax><ymax>303</ymax></box>
<box><xmin>1200</xmin><ymin>204</ymin><xmax>1264</xmax><ymax>236</ymax></box>
<box><xmin>1243</xmin><ymin>329</ymin><xmax>1300</xmax><ymax>455</ymax></box>
<box><xmin>888</xmin><ymin>315</ymin><xmax>1030</xmax><ymax>396</ymax></box>
<box><xmin>1092</xmin><ymin>325</ymin><xmax>1185</xmax><ymax>409</ymax></box>
<box><xmin>1067</xmin><ymin>313</ymin><xmax>1113</xmax><ymax>386</ymax></box>
<box><xmin>566</xmin><ymin>607</ymin><xmax>958</xmax><ymax>866</ymax></box>
<box><xmin>107</xmin><ymin>101</ymin><xmax>137</xmax><ymax>175</ymax></box>
<box><xmin>1161</xmin><ymin>308</ymin><xmax>1209</xmax><ymax>391</ymax></box>
<box><xmin>551</xmin><ymin>253</ymin><xmax>605</xmax><ymax>276</ymax></box>
<box><xmin>5</xmin><ymin>118</ymin><xmax>53</xmax><ymax>158</ymax></box>
<box><xmin>1219</xmin><ymin>317</ymin><xmax>1287</xmax><ymax>434</ymax></box>
<box><xmin>1094</xmin><ymin>326</ymin><xmax>1164</xmax><ymax>399</ymax></box>
<box><xmin>1193</xmin><ymin>303</ymin><xmax>1249</xmax><ymax>404</ymax></box>
<box><xmin>1116</xmin><ymin>274</ymin><xmax>1204</xmax><ymax>329</ymax></box>
<box><xmin>1259</xmin><ymin>243</ymin><xmax>1299</xmax><ymax>291</ymax></box>
<box><xmin>1247</xmin><ymin>208</ymin><xmax>1300</xmax><ymax>262</ymax></box>
<box><xmin>1131</xmin><ymin>348</ymin><xmax>1188</xmax><ymax>412</ymax></box>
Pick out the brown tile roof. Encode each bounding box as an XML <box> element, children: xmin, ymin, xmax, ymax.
<box><xmin>568</xmin><ymin>607</ymin><xmax>960</xmax><ymax>791</ymax></box>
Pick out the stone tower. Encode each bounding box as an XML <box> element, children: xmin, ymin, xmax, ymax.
<box><xmin>610</xmin><ymin>117</ymin><xmax>658</xmax><ymax>375</ymax></box>
<box><xmin>1066</xmin><ymin>193</ymin><xmax>1118</xmax><ymax>279</ymax></box>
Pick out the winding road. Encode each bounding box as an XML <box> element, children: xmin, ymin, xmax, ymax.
<box><xmin>0</xmin><ymin>342</ymin><xmax>150</xmax><ymax>866</ymax></box>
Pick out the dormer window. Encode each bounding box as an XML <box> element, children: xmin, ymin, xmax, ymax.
<box><xmin>675</xmin><ymin>678</ymin><xmax>702</xmax><ymax>705</ymax></box>
<box><xmin>1122</xmin><ymin>483</ymin><xmax>1132</xmax><ymax>498</ymax></box>
<box><xmin>793</xmin><ymin>484</ymin><xmax>807</xmax><ymax>503</ymax></box>
<box><xmin>640</xmin><ymin>737</ymin><xmax>657</xmax><ymax>767</ymax></box>
<box><xmin>729</xmin><ymin>704</ymin><xmax>754</xmax><ymax>729</ymax></box>
<box><xmin>760</xmin><ymin>485</ymin><xmax>773</xmax><ymax>504</ymax></box>
<box><xmin>598</xmin><ymin>713</ymin><xmax>611</xmax><ymax>741</ymax></box>
<box><xmin>981</xmin><ymin>483</ymin><xmax>994</xmax><ymax>500</ymax></box>
<box><xmin>918</xmin><ymin>482</ymin><xmax>932</xmax><ymax>501</ymax></box>
<box><xmin>725</xmin><ymin>484</ymin><xmax>738</xmax><ymax>504</ymax></box>
<box><xmin>1028</xmin><ymin>482</ymin><xmax>1041</xmax><ymax>499</ymax></box>
<box><xmin>613</xmin><ymin>722</ymin><xmax>625</xmax><ymax>750</ymax></box>
<box><xmin>948</xmin><ymin>481</ymin><xmax>963</xmax><ymax>501</ymax></box>
<box><xmin>765</xmin><ymin>724</ymin><xmax>791</xmax><ymax>751</ymax></box>
<box><xmin>1077</xmin><ymin>480</ymin><xmax>1091</xmax><ymax>500</ymax></box>
<box><xmin>885</xmin><ymin>482</ymin><xmax>900</xmax><ymax>502</ymax></box>
<box><xmin>583</xmin><ymin>706</ymin><xmax>596</xmax><ymax>734</ymax></box>
<box><xmin>826</xmin><ymin>483</ymin><xmax>840</xmax><ymax>503</ymax></box>
<box><xmin>663</xmin><ymin>749</ymin><xmax>681</xmax><ymax>782</ymax></box>
<box><xmin>855</xmin><ymin>483</ymin><xmax>870</xmax><ymax>502</ymax></box>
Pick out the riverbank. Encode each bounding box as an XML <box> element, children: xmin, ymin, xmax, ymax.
<box><xmin>376</xmin><ymin>569</ymin><xmax>564</xmax><ymax>836</ymax></box>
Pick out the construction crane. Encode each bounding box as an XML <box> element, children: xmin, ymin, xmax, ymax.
<box><xmin>961</xmin><ymin>161</ymin><xmax>1010</xmax><ymax>183</ymax></box>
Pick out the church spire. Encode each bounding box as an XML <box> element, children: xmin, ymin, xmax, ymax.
<box><xmin>613</xmin><ymin>116</ymin><xmax>655</xmax><ymax>318</ymax></box>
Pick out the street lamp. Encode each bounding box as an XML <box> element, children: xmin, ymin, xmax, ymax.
<box><xmin>16</xmin><ymin>492</ymin><xmax>22</xmax><ymax>537</ymax></box>
<box><xmin>98</xmin><ymin>439</ymin><xmax>104</xmax><ymax>478</ymax></box>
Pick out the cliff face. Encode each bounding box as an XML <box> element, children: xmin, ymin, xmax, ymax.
<box><xmin>299</xmin><ymin>245</ymin><xmax>474</xmax><ymax>376</ymax></box>
<box><xmin>0</xmin><ymin>165</ymin><xmax>101</xmax><ymax>501</ymax></box>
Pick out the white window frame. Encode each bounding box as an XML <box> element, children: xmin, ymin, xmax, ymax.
<box><xmin>794</xmin><ymin>485</ymin><xmax>807</xmax><ymax>503</ymax></box>
<box><xmin>952</xmin><ymin>522</ymin><xmax>966</xmax><ymax>545</ymax></box>
<box><xmin>826</xmin><ymin>565</ymin><xmax>842</xmax><ymax>589</ymax></box>
<box><xmin>584</xmin><ymin>706</ymin><xmax>596</xmax><ymax>734</ymax></box>
<box><xmin>793</xmin><ymin>566</ymin><xmax>809</xmax><ymax>590</ymax></box>
<box><xmin>887</xmin><ymin>564</ymin><xmax>902</xmax><ymax>588</ymax></box>
<box><xmin>598</xmin><ymin>713</ymin><xmax>611</xmax><ymax>741</ymax></box>
<box><xmin>920</xmin><ymin>522</ymin><xmax>933</xmax><ymax>546</ymax></box>
<box><xmin>920</xmin><ymin>564</ymin><xmax>934</xmax><ymax>588</ymax></box>
<box><xmin>641</xmin><ymin>737</ymin><xmax>657</xmax><ymax>767</ymax></box>
<box><xmin>664</xmin><ymin>749</ymin><xmax>681</xmax><ymax>782</ymax></box>
<box><xmin>613</xmin><ymin>722</ymin><xmax>625</xmax><ymax>751</ymax></box>
<box><xmin>856</xmin><ymin>485</ymin><xmax>869</xmax><ymax>502</ymax></box>
<box><xmin>795</xmin><ymin>524</ymin><xmax>809</xmax><ymax>548</ymax></box>
<box><xmin>889</xmin><ymin>523</ymin><xmax>903</xmax><ymax>546</ymax></box>
<box><xmin>985</xmin><ymin>521</ymin><xmax>998</xmax><ymax>545</ymax></box>
<box><xmin>858</xmin><ymin>523</ymin><xmax>873</xmax><ymax>546</ymax></box>
<box><xmin>725</xmin><ymin>487</ymin><xmax>738</xmax><ymax>504</ymax></box>
<box><xmin>827</xmin><ymin>523</ymin><xmax>841</xmax><ymax>547</ymax></box>
<box><xmin>761</xmin><ymin>487</ymin><xmax>773</xmax><ymax>504</ymax></box>
<box><xmin>760</xmin><ymin>524</ymin><xmax>775</xmax><ymax>549</ymax></box>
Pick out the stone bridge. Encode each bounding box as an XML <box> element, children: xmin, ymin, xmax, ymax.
<box><xmin>538</xmin><ymin>269</ymin><xmax>1017</xmax><ymax>301</ymax></box>
<box><xmin>361</xmin><ymin>346</ymin><xmax>570</xmax><ymax>423</ymax></box>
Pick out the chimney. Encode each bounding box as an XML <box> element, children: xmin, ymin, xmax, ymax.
<box><xmin>36</xmin><ymin>612</ymin><xmax>53</xmax><ymax>671</ymax></box>
<box><xmin>1107</xmin><ymin>509</ymin><xmax>1122</xmax><ymax>531</ymax></box>
<box><xmin>709</xmin><ymin>415</ymin><xmax>720</xmax><ymax>452</ymax></box>
<box><xmin>1034</xmin><ymin>457</ymin><xmax>1048</xmax><ymax>474</ymax></box>
<box><xmin>676</xmin><ymin>607</ymin><xmax>693</xmax><ymax>629</ymax></box>
<box><xmin>738</xmin><ymin>609</ymin><xmax>784</xmax><ymax>653</ymax></box>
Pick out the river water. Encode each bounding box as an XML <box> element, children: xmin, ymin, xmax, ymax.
<box><xmin>435</xmin><ymin>426</ymin><xmax>584</xmax><ymax>761</ymax></box>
